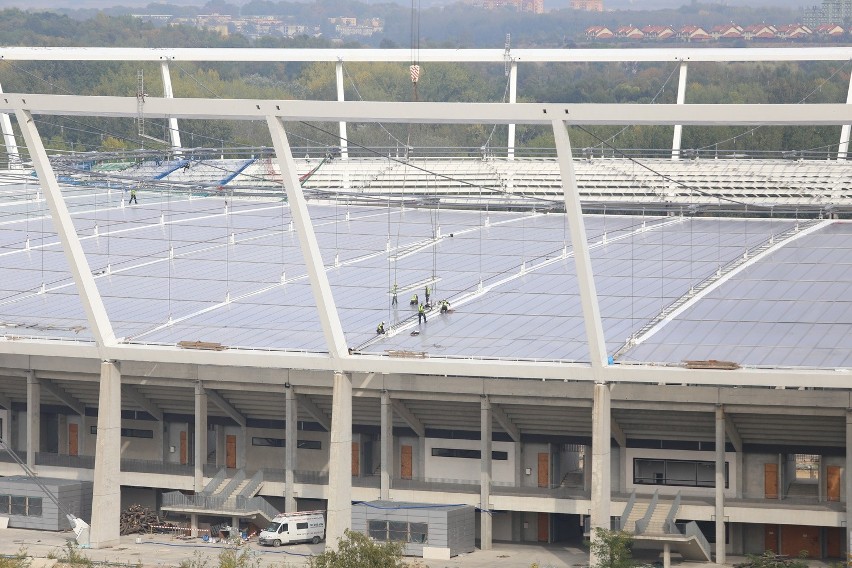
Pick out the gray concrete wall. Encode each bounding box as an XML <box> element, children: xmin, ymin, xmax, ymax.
<box><xmin>743</xmin><ymin>453</ymin><xmax>777</xmax><ymax>499</ymax></box>
<box><xmin>743</xmin><ymin>522</ymin><xmax>767</xmax><ymax>555</ymax></box>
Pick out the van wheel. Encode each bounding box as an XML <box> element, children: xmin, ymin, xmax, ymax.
<box><xmin>311</xmin><ymin>536</ymin><xmax>321</xmax><ymax>545</ymax></box>
<box><xmin>272</xmin><ymin>540</ymin><xmax>281</xmax><ymax>547</ymax></box>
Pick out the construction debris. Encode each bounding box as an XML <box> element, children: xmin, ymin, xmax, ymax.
<box><xmin>683</xmin><ymin>359</ymin><xmax>741</xmax><ymax>370</ymax></box>
<box><xmin>120</xmin><ymin>504</ymin><xmax>172</xmax><ymax>535</ymax></box>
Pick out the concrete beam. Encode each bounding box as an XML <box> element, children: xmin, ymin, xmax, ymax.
<box><xmin>725</xmin><ymin>413</ymin><xmax>743</xmax><ymax>454</ymax></box>
<box><xmin>298</xmin><ymin>395</ymin><xmax>331</xmax><ymax>432</ymax></box>
<box><xmin>206</xmin><ymin>387</ymin><xmax>247</xmax><ymax>427</ymax></box>
<box><xmin>390</xmin><ymin>399</ymin><xmax>425</xmax><ymax>438</ymax></box>
<box><xmin>40</xmin><ymin>379</ymin><xmax>86</xmax><ymax>416</ymax></box>
<box><xmin>610</xmin><ymin>417</ymin><xmax>627</xmax><ymax>447</ymax></box>
<box><xmin>491</xmin><ymin>403</ymin><xmax>521</xmax><ymax>443</ymax></box>
<box><xmin>122</xmin><ymin>384</ymin><xmax>164</xmax><ymax>422</ymax></box>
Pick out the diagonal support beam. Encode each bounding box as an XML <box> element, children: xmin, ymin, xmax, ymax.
<box><xmin>15</xmin><ymin>109</ymin><xmax>116</xmax><ymax>351</ymax></box>
<box><xmin>266</xmin><ymin>115</ymin><xmax>348</xmax><ymax>362</ymax></box>
<box><xmin>122</xmin><ymin>384</ymin><xmax>163</xmax><ymax>422</ymax></box>
<box><xmin>491</xmin><ymin>403</ymin><xmax>520</xmax><ymax>442</ymax></box>
<box><xmin>40</xmin><ymin>379</ymin><xmax>85</xmax><ymax>416</ymax></box>
<box><xmin>0</xmin><ymin>391</ymin><xmax>11</xmax><ymax>410</ymax></box>
<box><xmin>390</xmin><ymin>399</ymin><xmax>425</xmax><ymax>438</ymax></box>
<box><xmin>552</xmin><ymin>119</ymin><xmax>608</xmax><ymax>370</ymax></box>
<box><xmin>206</xmin><ymin>387</ymin><xmax>246</xmax><ymax>427</ymax></box>
<box><xmin>298</xmin><ymin>394</ymin><xmax>330</xmax><ymax>432</ymax></box>
<box><xmin>725</xmin><ymin>412</ymin><xmax>743</xmax><ymax>453</ymax></box>
<box><xmin>611</xmin><ymin>416</ymin><xmax>627</xmax><ymax>447</ymax></box>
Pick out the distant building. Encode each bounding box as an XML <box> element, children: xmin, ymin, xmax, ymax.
<box><xmin>742</xmin><ymin>24</ymin><xmax>777</xmax><ymax>40</ymax></box>
<box><xmin>802</xmin><ymin>0</ymin><xmax>852</xmax><ymax>27</ymax></box>
<box><xmin>710</xmin><ymin>24</ymin><xmax>744</xmax><ymax>40</ymax></box>
<box><xmin>570</xmin><ymin>0</ymin><xmax>603</xmax><ymax>12</ymax></box>
<box><xmin>468</xmin><ymin>0</ymin><xmax>544</xmax><ymax>14</ymax></box>
<box><xmin>641</xmin><ymin>25</ymin><xmax>676</xmax><ymax>40</ymax></box>
<box><xmin>585</xmin><ymin>25</ymin><xmax>614</xmax><ymax>40</ymax></box>
<box><xmin>616</xmin><ymin>25</ymin><xmax>644</xmax><ymax>40</ymax></box>
<box><xmin>678</xmin><ymin>25</ymin><xmax>712</xmax><ymax>42</ymax></box>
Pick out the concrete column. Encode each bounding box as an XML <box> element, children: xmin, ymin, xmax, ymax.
<box><xmin>285</xmin><ymin>386</ymin><xmax>297</xmax><ymax>512</ymax></box>
<box><xmin>619</xmin><ymin>445</ymin><xmax>628</xmax><ymax>493</ymax></box>
<box><xmin>590</xmin><ymin>383</ymin><xmax>611</xmax><ymax>539</ymax></box>
<box><xmin>514</xmin><ymin>441</ymin><xmax>522</xmax><ymax>487</ymax></box>
<box><xmin>380</xmin><ymin>390</ymin><xmax>392</xmax><ymax>499</ymax></box>
<box><xmin>335</xmin><ymin>61</ymin><xmax>349</xmax><ymax>160</ymax></box>
<box><xmin>663</xmin><ymin>542</ymin><xmax>671</xmax><ymax>568</ymax></box>
<box><xmin>90</xmin><ymin>361</ymin><xmax>121</xmax><ymax>549</ymax></box>
<box><xmin>190</xmin><ymin>513</ymin><xmax>199</xmax><ymax>537</ymax></box>
<box><xmin>26</xmin><ymin>371</ymin><xmax>39</xmax><ymax>469</ymax></box>
<box><xmin>417</xmin><ymin>436</ymin><xmax>426</xmax><ymax>479</ymax></box>
<box><xmin>160</xmin><ymin>421</ymin><xmax>168</xmax><ymax>463</ymax></box>
<box><xmin>231</xmin><ymin>516</ymin><xmax>240</xmax><ymax>533</ymax></box>
<box><xmin>480</xmin><ymin>396</ymin><xmax>493</xmax><ymax>550</ymax></box>
<box><xmin>194</xmin><ymin>382</ymin><xmax>207</xmax><ymax>492</ymax></box>
<box><xmin>671</xmin><ymin>60</ymin><xmax>689</xmax><ymax>160</ymax></box>
<box><xmin>838</xmin><ymin>72</ymin><xmax>852</xmax><ymax>160</ymax></box>
<box><xmin>715</xmin><ymin>405</ymin><xmax>726</xmax><ymax>565</ymax></box>
<box><xmin>507</xmin><ymin>60</ymin><xmax>517</xmax><ymax>160</ymax></box>
<box><xmin>238</xmin><ymin>425</ymin><xmax>247</xmax><ymax>469</ymax></box>
<box><xmin>9</xmin><ymin>409</ymin><xmax>19</xmax><ymax>452</ymax></box>
<box><xmin>845</xmin><ymin>411</ymin><xmax>852</xmax><ymax>558</ymax></box>
<box><xmin>326</xmin><ymin>372</ymin><xmax>352</xmax><ymax>548</ymax></box>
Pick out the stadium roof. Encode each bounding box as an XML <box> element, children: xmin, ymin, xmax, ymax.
<box><xmin>1</xmin><ymin>181</ymin><xmax>849</xmax><ymax>369</ymax></box>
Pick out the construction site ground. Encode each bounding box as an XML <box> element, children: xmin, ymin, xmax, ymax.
<box><xmin>0</xmin><ymin>527</ymin><xmax>839</xmax><ymax>568</ymax></box>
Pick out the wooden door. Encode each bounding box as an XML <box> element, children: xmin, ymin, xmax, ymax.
<box><xmin>179</xmin><ymin>431</ymin><xmax>188</xmax><ymax>465</ymax></box>
<box><xmin>764</xmin><ymin>525</ymin><xmax>778</xmax><ymax>554</ymax></box>
<box><xmin>68</xmin><ymin>423</ymin><xmax>78</xmax><ymax>456</ymax></box>
<box><xmin>780</xmin><ymin>524</ymin><xmax>820</xmax><ymax>559</ymax></box>
<box><xmin>226</xmin><ymin>435</ymin><xmax>237</xmax><ymax>469</ymax></box>
<box><xmin>764</xmin><ymin>463</ymin><xmax>778</xmax><ymax>499</ymax></box>
<box><xmin>538</xmin><ymin>453</ymin><xmax>550</xmax><ymax>488</ymax></box>
<box><xmin>537</xmin><ymin>512</ymin><xmax>549</xmax><ymax>542</ymax></box>
<box><xmin>826</xmin><ymin>527</ymin><xmax>842</xmax><ymax>558</ymax></box>
<box><xmin>826</xmin><ymin>465</ymin><xmax>841</xmax><ymax>502</ymax></box>
<box><xmin>400</xmin><ymin>445</ymin><xmax>413</xmax><ymax>480</ymax></box>
<box><xmin>351</xmin><ymin>442</ymin><xmax>360</xmax><ymax>476</ymax></box>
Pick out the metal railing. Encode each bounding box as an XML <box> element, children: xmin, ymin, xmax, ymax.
<box><xmin>202</xmin><ymin>468</ymin><xmax>227</xmax><ymax>495</ymax></box>
<box><xmin>619</xmin><ymin>490</ymin><xmax>637</xmax><ymax>531</ymax></box>
<box><xmin>121</xmin><ymin>458</ymin><xmax>193</xmax><ymax>476</ymax></box>
<box><xmin>634</xmin><ymin>489</ymin><xmax>659</xmax><ymax>535</ymax></box>
<box><xmin>162</xmin><ymin>490</ymin><xmax>227</xmax><ymax>511</ymax></box>
<box><xmin>235</xmin><ymin>495</ymin><xmax>279</xmax><ymax>520</ymax></box>
<box><xmin>35</xmin><ymin>452</ymin><xmax>94</xmax><ymax>468</ymax></box>
<box><xmin>663</xmin><ymin>492</ymin><xmax>682</xmax><ymax>534</ymax></box>
<box><xmin>218</xmin><ymin>469</ymin><xmax>246</xmax><ymax>497</ymax></box>
<box><xmin>240</xmin><ymin>469</ymin><xmax>264</xmax><ymax>497</ymax></box>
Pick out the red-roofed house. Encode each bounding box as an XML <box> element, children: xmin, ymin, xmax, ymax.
<box><xmin>679</xmin><ymin>25</ymin><xmax>712</xmax><ymax>42</ymax></box>
<box><xmin>776</xmin><ymin>24</ymin><xmax>812</xmax><ymax>39</ymax></box>
<box><xmin>641</xmin><ymin>25</ymin><xmax>676</xmax><ymax>40</ymax></box>
<box><xmin>616</xmin><ymin>25</ymin><xmax>645</xmax><ymax>40</ymax></box>
<box><xmin>585</xmin><ymin>25</ymin><xmax>615</xmax><ymax>40</ymax></box>
<box><xmin>815</xmin><ymin>24</ymin><xmax>845</xmax><ymax>37</ymax></box>
<box><xmin>711</xmin><ymin>24</ymin><xmax>743</xmax><ymax>40</ymax></box>
<box><xmin>743</xmin><ymin>24</ymin><xmax>777</xmax><ymax>40</ymax></box>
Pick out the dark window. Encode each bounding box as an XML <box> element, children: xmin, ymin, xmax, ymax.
<box><xmin>634</xmin><ymin>458</ymin><xmax>729</xmax><ymax>488</ymax></box>
<box><xmin>409</xmin><ymin>522</ymin><xmax>428</xmax><ymax>544</ymax></box>
<box><xmin>90</xmin><ymin>426</ymin><xmax>97</xmax><ymax>435</ymax></box>
<box><xmin>10</xmin><ymin>496</ymin><xmax>25</xmax><ymax>516</ymax></box>
<box><xmin>252</xmin><ymin>437</ymin><xmax>284</xmax><ymax>447</ymax></box>
<box><xmin>279</xmin><ymin>524</ymin><xmax>288</xmax><ymax>533</ymax></box>
<box><xmin>296</xmin><ymin>522</ymin><xmax>308</xmax><ymax>530</ymax></box>
<box><xmin>251</xmin><ymin>437</ymin><xmax>321</xmax><ymax>449</ymax></box>
<box><xmin>27</xmin><ymin>497</ymin><xmax>42</xmax><ymax>517</ymax></box>
<box><xmin>121</xmin><ymin>428</ymin><xmax>154</xmax><ymax>439</ymax></box>
<box><xmin>0</xmin><ymin>495</ymin><xmax>9</xmax><ymax>514</ymax></box>
<box><xmin>368</xmin><ymin>520</ymin><xmax>387</xmax><ymax>541</ymax></box>
<box><xmin>431</xmin><ymin>448</ymin><xmax>507</xmax><ymax>460</ymax></box>
<box><xmin>388</xmin><ymin>521</ymin><xmax>408</xmax><ymax>542</ymax></box>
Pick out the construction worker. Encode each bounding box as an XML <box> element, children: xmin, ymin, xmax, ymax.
<box><xmin>376</xmin><ymin>321</ymin><xmax>385</xmax><ymax>334</ymax></box>
<box><xmin>418</xmin><ymin>303</ymin><xmax>426</xmax><ymax>325</ymax></box>
<box><xmin>129</xmin><ymin>188</ymin><xmax>138</xmax><ymax>205</ymax></box>
<box><xmin>424</xmin><ymin>284</ymin><xmax>431</xmax><ymax>304</ymax></box>
<box><xmin>391</xmin><ymin>283</ymin><xmax>398</xmax><ymax>306</ymax></box>
<box><xmin>440</xmin><ymin>300</ymin><xmax>450</xmax><ymax>314</ymax></box>
<box><xmin>410</xmin><ymin>293</ymin><xmax>418</xmax><ymax>306</ymax></box>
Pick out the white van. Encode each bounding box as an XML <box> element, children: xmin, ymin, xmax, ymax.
<box><xmin>258</xmin><ymin>511</ymin><xmax>325</xmax><ymax>547</ymax></box>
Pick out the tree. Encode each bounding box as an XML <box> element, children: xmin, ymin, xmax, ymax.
<box><xmin>309</xmin><ymin>529</ymin><xmax>408</xmax><ymax>568</ymax></box>
<box><xmin>589</xmin><ymin>528</ymin><xmax>634</xmax><ymax>568</ymax></box>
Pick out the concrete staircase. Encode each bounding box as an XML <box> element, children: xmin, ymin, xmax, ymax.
<box><xmin>161</xmin><ymin>468</ymin><xmax>279</xmax><ymax>522</ymax></box>
<box><xmin>786</xmin><ymin>481</ymin><xmax>818</xmax><ymax>499</ymax></box>
<box><xmin>621</xmin><ymin>491</ymin><xmax>712</xmax><ymax>563</ymax></box>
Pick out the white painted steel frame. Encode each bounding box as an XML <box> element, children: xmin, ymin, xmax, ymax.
<box><xmin>4</xmin><ymin>93</ymin><xmax>852</xmax><ymax>389</ymax></box>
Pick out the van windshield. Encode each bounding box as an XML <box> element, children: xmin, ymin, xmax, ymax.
<box><xmin>265</xmin><ymin>522</ymin><xmax>280</xmax><ymax>533</ymax></box>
